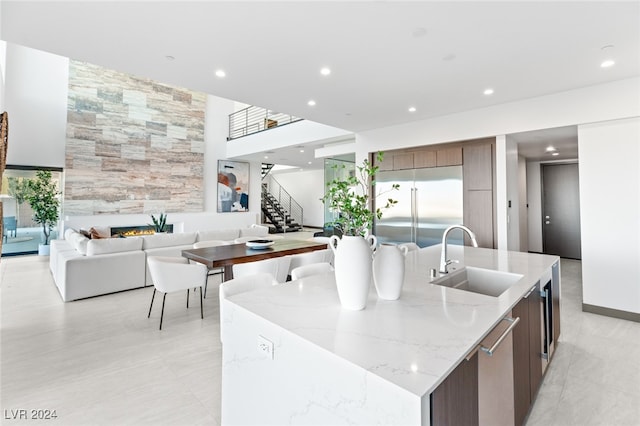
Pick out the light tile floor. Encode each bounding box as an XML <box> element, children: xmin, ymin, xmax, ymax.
<box><xmin>1</xmin><ymin>248</ymin><xmax>638</xmax><ymax>425</ymax></box>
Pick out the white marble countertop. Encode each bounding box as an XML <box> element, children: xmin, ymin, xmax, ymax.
<box><xmin>227</xmin><ymin>244</ymin><xmax>559</xmax><ymax>398</ymax></box>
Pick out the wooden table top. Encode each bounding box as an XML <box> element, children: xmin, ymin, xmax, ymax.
<box><xmin>182</xmin><ymin>239</ymin><xmax>328</xmax><ymax>269</ymax></box>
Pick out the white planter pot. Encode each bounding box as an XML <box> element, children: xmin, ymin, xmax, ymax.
<box><xmin>373</xmin><ymin>243</ymin><xmax>409</xmax><ymax>300</ymax></box>
<box><xmin>38</xmin><ymin>244</ymin><xmax>50</xmax><ymax>256</ymax></box>
<box><xmin>329</xmin><ymin>234</ymin><xmax>377</xmax><ymax>310</ymax></box>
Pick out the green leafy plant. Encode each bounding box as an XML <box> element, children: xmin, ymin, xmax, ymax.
<box><xmin>149</xmin><ymin>213</ymin><xmax>168</xmax><ymax>233</ymax></box>
<box><xmin>322</xmin><ymin>152</ymin><xmax>399</xmax><ymax>237</ymax></box>
<box><xmin>25</xmin><ymin>170</ymin><xmax>60</xmax><ymax>245</ymax></box>
<box><xmin>7</xmin><ymin>176</ymin><xmax>31</xmax><ymax>227</ymax></box>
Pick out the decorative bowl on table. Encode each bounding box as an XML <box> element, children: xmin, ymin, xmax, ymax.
<box><xmin>245</xmin><ymin>239</ymin><xmax>275</xmax><ymax>250</ymax></box>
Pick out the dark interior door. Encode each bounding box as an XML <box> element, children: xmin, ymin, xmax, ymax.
<box><xmin>542</xmin><ymin>163</ymin><xmax>581</xmax><ymax>259</ymax></box>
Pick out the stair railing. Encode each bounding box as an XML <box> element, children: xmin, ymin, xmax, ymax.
<box><xmin>264</xmin><ymin>176</ymin><xmax>303</xmax><ymax>233</ymax></box>
<box><xmin>228</xmin><ymin>106</ymin><xmax>303</xmax><ymax>140</ymax></box>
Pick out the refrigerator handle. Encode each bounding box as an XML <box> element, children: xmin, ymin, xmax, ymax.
<box><xmin>412</xmin><ymin>187</ymin><xmax>418</xmax><ymax>243</ymax></box>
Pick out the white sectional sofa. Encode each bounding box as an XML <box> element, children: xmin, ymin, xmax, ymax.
<box><xmin>50</xmin><ymin>225</ymin><xmax>270</xmax><ymax>302</ymax></box>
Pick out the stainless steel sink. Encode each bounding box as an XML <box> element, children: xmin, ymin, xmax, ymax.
<box><xmin>431</xmin><ymin>266</ymin><xmax>523</xmax><ymax>297</ymax></box>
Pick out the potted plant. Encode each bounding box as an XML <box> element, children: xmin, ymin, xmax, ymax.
<box><xmin>322</xmin><ymin>152</ymin><xmax>398</xmax><ymax>310</ymax></box>
<box><xmin>25</xmin><ymin>170</ymin><xmax>60</xmax><ymax>255</ymax></box>
<box><xmin>149</xmin><ymin>213</ymin><xmax>168</xmax><ymax>233</ymax></box>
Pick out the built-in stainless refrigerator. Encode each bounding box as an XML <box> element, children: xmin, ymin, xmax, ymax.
<box><xmin>374</xmin><ymin>166</ymin><xmax>464</xmax><ymax>247</ymax></box>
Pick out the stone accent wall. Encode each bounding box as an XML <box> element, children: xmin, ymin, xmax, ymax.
<box><xmin>65</xmin><ymin>61</ymin><xmax>206</xmax><ymax>215</ymax></box>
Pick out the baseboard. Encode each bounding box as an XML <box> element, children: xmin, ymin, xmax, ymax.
<box><xmin>582</xmin><ymin>303</ymin><xmax>640</xmax><ymax>323</ymax></box>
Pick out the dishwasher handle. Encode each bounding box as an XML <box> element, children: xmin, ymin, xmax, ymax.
<box><xmin>480</xmin><ymin>316</ymin><xmax>520</xmax><ymax>356</ymax></box>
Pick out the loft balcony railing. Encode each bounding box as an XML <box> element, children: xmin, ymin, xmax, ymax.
<box><xmin>228</xmin><ymin>105</ymin><xmax>303</xmax><ymax>140</ymax></box>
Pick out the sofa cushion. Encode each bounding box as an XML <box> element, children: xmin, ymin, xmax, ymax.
<box><xmin>65</xmin><ymin>230</ymin><xmax>89</xmax><ymax>255</ymax></box>
<box><xmin>64</xmin><ymin>228</ymin><xmax>76</xmax><ymax>240</ymax></box>
<box><xmin>239</xmin><ymin>224</ymin><xmax>269</xmax><ymax>238</ymax></box>
<box><xmin>141</xmin><ymin>232</ymin><xmax>197</xmax><ymax>250</ymax></box>
<box><xmin>197</xmin><ymin>229</ymin><xmax>240</xmax><ymax>242</ymax></box>
<box><xmin>87</xmin><ymin>236</ymin><xmax>143</xmax><ymax>256</ymax></box>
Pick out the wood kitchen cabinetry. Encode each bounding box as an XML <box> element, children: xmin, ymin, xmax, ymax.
<box><xmin>431</xmin><ymin>353</ymin><xmax>479</xmax><ymax>426</ymax></box>
<box><xmin>463</xmin><ymin>142</ymin><xmax>495</xmax><ymax>248</ymax></box>
<box><xmin>432</xmin><ymin>312</ymin><xmax>517</xmax><ymax>426</ymax></box>
<box><xmin>437</xmin><ymin>147</ymin><xmax>463</xmax><ymax>167</ymax></box>
<box><xmin>512</xmin><ymin>283</ymin><xmax>543</xmax><ymax>426</ymax></box>
<box><xmin>433</xmin><ymin>272</ymin><xmax>561</xmax><ymax>426</ymax></box>
<box><xmin>376</xmin><ymin>147</ymin><xmax>460</xmax><ymax>171</ymax></box>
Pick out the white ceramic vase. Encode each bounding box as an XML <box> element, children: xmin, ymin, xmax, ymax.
<box><xmin>373</xmin><ymin>243</ymin><xmax>409</xmax><ymax>300</ymax></box>
<box><xmin>329</xmin><ymin>234</ymin><xmax>377</xmax><ymax>310</ymax></box>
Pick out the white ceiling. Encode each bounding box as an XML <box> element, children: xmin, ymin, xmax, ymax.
<box><xmin>2</xmin><ymin>1</ymin><xmax>639</xmax><ymax>168</ymax></box>
<box><xmin>510</xmin><ymin>126</ymin><xmax>579</xmax><ymax>162</ymax></box>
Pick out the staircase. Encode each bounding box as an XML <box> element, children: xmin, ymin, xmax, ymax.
<box><xmin>261</xmin><ymin>184</ymin><xmax>303</xmax><ymax>233</ymax></box>
<box><xmin>261</xmin><ymin>163</ymin><xmax>274</xmax><ymax>178</ymax></box>
<box><xmin>261</xmin><ymin>170</ymin><xmax>304</xmax><ymax>234</ymax></box>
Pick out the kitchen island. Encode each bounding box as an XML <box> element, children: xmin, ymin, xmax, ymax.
<box><xmin>220</xmin><ymin>245</ymin><xmax>560</xmax><ymax>425</ymax></box>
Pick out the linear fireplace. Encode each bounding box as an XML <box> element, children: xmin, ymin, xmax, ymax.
<box><xmin>110</xmin><ymin>225</ymin><xmax>174</xmax><ymax>237</ymax></box>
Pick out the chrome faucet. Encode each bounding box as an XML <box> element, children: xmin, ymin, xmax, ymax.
<box><xmin>439</xmin><ymin>225</ymin><xmax>478</xmax><ymax>274</ymax></box>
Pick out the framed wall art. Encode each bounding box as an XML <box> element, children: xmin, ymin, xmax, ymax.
<box><xmin>217</xmin><ymin>160</ymin><xmax>249</xmax><ymax>212</ymax></box>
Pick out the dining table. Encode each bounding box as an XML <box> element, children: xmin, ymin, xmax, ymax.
<box><xmin>181</xmin><ymin>238</ymin><xmax>328</xmax><ymax>281</ymax></box>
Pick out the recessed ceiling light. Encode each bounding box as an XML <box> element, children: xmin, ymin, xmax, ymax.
<box><xmin>165</xmin><ymin>55</ymin><xmax>175</xmax><ymax>61</ymax></box>
<box><xmin>601</xmin><ymin>60</ymin><xmax>615</xmax><ymax>68</ymax></box>
<box><xmin>320</xmin><ymin>67</ymin><xmax>331</xmax><ymax>76</ymax></box>
<box><xmin>552</xmin><ymin>152</ymin><xmax>560</xmax><ymax>156</ymax></box>
<box><xmin>483</xmin><ymin>88</ymin><xmax>494</xmax><ymax>95</ymax></box>
<box><xmin>408</xmin><ymin>107</ymin><xmax>417</xmax><ymax>113</ymax></box>
<box><xmin>264</xmin><ymin>156</ymin><xmax>269</xmax><ymax>159</ymax></box>
<box><xmin>545</xmin><ymin>146</ymin><xmax>557</xmax><ymax>152</ymax></box>
<box><xmin>215</xmin><ymin>69</ymin><xmax>226</xmax><ymax>78</ymax></box>
<box><xmin>299</xmin><ymin>149</ymin><xmax>305</xmax><ymax>153</ymax></box>
<box><xmin>307</xmin><ymin>161</ymin><xmax>312</xmax><ymax>165</ymax></box>
<box><xmin>307</xmin><ymin>100</ymin><xmax>316</xmax><ymax>106</ymax></box>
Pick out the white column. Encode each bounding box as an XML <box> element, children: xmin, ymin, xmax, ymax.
<box><xmin>495</xmin><ymin>135</ymin><xmax>509</xmax><ymax>250</ymax></box>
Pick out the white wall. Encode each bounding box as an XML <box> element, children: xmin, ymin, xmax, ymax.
<box><xmin>578</xmin><ymin>117</ymin><xmax>640</xmax><ymax>315</ymax></box>
<box><xmin>270</xmin><ymin>169</ymin><xmax>325</xmax><ymax>227</ymax></box>
<box><xmin>0</xmin><ymin>41</ymin><xmax>6</xmax><ymax>111</ymax></box>
<box><xmin>517</xmin><ymin>155</ymin><xmax>528</xmax><ymax>252</ymax></box>
<box><xmin>204</xmin><ymin>94</ymin><xmax>260</xmax><ymax>228</ymax></box>
<box><xmin>4</xmin><ymin>43</ymin><xmax>68</xmax><ymax>168</ymax></box>
<box><xmin>526</xmin><ymin>161</ymin><xmax>543</xmax><ymax>253</ymax></box>
<box><xmin>505</xmin><ymin>137</ymin><xmax>521</xmax><ymax>251</ymax></box>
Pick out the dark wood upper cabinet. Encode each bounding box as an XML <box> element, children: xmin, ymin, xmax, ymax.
<box><xmin>463</xmin><ymin>144</ymin><xmax>493</xmax><ymax>191</ymax></box>
<box><xmin>392</xmin><ymin>153</ymin><xmax>414</xmax><ymax>170</ymax></box>
<box><xmin>414</xmin><ymin>150</ymin><xmax>437</xmax><ymax>168</ymax></box>
<box><xmin>437</xmin><ymin>147</ymin><xmax>463</xmax><ymax>167</ymax></box>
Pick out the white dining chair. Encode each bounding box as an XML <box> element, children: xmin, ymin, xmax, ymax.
<box><xmin>291</xmin><ymin>262</ymin><xmax>334</xmax><ymax>280</ymax></box>
<box><xmin>288</xmin><ymin>248</ymin><xmax>333</xmax><ymax>277</ymax></box>
<box><xmin>147</xmin><ymin>256</ymin><xmax>208</xmax><ymax>330</ymax></box>
<box><xmin>219</xmin><ymin>272</ymin><xmax>278</xmax><ymax>342</ymax></box>
<box><xmin>232</xmin><ymin>256</ymin><xmax>291</xmax><ymax>284</ymax></box>
<box><xmin>192</xmin><ymin>240</ymin><xmax>230</xmax><ymax>297</ymax></box>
